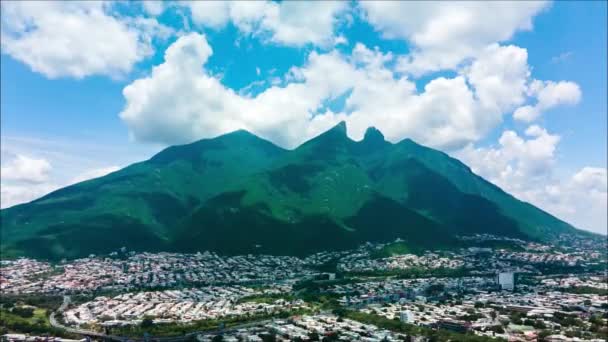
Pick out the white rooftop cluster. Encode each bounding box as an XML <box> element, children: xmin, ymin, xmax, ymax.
<box><xmin>65</xmin><ymin>285</ymin><xmax>304</xmax><ymax>326</ymax></box>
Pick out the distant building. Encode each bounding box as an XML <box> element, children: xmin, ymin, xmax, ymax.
<box><xmin>497</xmin><ymin>272</ymin><xmax>515</xmax><ymax>291</ymax></box>
<box><xmin>399</xmin><ymin>310</ymin><xmax>415</xmax><ymax>323</ymax></box>
<box><xmin>415</xmin><ymin>295</ymin><xmax>427</xmax><ymax>303</ymax></box>
<box><xmin>468</xmin><ymin>247</ymin><xmax>492</xmax><ymax>254</ymax></box>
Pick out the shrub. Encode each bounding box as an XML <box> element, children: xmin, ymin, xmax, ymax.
<box><xmin>11</xmin><ymin>307</ymin><xmax>34</xmax><ymax>318</ymax></box>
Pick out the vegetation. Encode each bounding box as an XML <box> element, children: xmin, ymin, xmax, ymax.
<box><xmin>535</xmin><ymin>262</ymin><xmax>606</xmax><ymax>275</ymax></box>
<box><xmin>588</xmin><ymin>314</ymin><xmax>608</xmax><ymax>340</ymax></box>
<box><xmin>0</xmin><ymin>307</ymin><xmax>77</xmax><ymax>338</ymax></box>
<box><xmin>140</xmin><ymin>316</ymin><xmax>155</xmax><ymax>328</ymax></box>
<box><xmin>344</xmin><ymin>266</ymin><xmax>479</xmax><ymax>279</ymax></box>
<box><xmin>310</xmin><ymin>258</ymin><xmax>340</xmax><ymax>273</ymax></box>
<box><xmin>459</xmin><ymin>239</ymin><xmax>524</xmax><ymax>251</ymax></box>
<box><xmin>561</xmin><ymin>286</ymin><xmax>608</xmax><ymax>296</ymax></box>
<box><xmin>236</xmin><ymin>293</ymin><xmax>295</xmax><ymax>304</ymax></box>
<box><xmin>1</xmin><ymin>122</ymin><xmax>587</xmax><ymax>260</ymax></box>
<box><xmin>108</xmin><ymin>308</ymin><xmax>312</xmax><ymax>337</ymax></box>
<box><xmin>11</xmin><ymin>307</ymin><xmax>35</xmax><ymax>318</ymax></box>
<box><xmin>370</xmin><ymin>241</ymin><xmax>422</xmax><ymax>258</ymax></box>
<box><xmin>343</xmin><ymin>311</ymin><xmax>505</xmax><ymax>341</ymax></box>
<box><xmin>0</xmin><ymin>294</ymin><xmax>63</xmax><ymax>311</ymax></box>
<box><xmin>293</xmin><ymin>277</ymin><xmax>365</xmax><ymax>292</ymax></box>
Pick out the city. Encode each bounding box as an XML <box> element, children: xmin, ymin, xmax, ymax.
<box><xmin>2</xmin><ymin>235</ymin><xmax>606</xmax><ymax>341</ymax></box>
<box><xmin>1</xmin><ymin>1</ymin><xmax>607</xmax><ymax>342</ymax></box>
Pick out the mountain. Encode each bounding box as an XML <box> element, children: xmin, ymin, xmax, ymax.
<box><xmin>0</xmin><ymin>122</ymin><xmax>587</xmax><ymax>260</ymax></box>
<box><xmin>1</xmin><ymin>130</ymin><xmax>286</xmax><ymax>259</ymax></box>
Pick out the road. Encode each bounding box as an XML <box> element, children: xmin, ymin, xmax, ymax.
<box><xmin>50</xmin><ymin>296</ymin><xmax>123</xmax><ymax>340</ymax></box>
<box><xmin>49</xmin><ymin>296</ymin><xmax>275</xmax><ymax>341</ymax></box>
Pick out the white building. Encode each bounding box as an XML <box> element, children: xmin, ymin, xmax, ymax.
<box><xmin>497</xmin><ymin>272</ymin><xmax>515</xmax><ymax>291</ymax></box>
<box><xmin>400</xmin><ymin>310</ymin><xmax>415</xmax><ymax>323</ymax></box>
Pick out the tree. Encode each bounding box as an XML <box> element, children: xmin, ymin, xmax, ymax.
<box><xmin>509</xmin><ymin>313</ymin><xmax>523</xmax><ymax>325</ymax></box>
<box><xmin>523</xmin><ymin>318</ymin><xmax>536</xmax><ymax>326</ymax></box>
<box><xmin>332</xmin><ymin>308</ymin><xmax>347</xmax><ymax>317</ymax></box>
<box><xmin>12</xmin><ymin>307</ymin><xmax>34</xmax><ymax>318</ymax></box>
<box><xmin>261</xmin><ymin>334</ymin><xmax>277</xmax><ymax>342</ymax></box>
<box><xmin>140</xmin><ymin>317</ymin><xmax>154</xmax><ymax>328</ymax></box>
<box><xmin>489</xmin><ymin>325</ymin><xmax>504</xmax><ymax>334</ymax></box>
<box><xmin>322</xmin><ymin>335</ymin><xmax>339</xmax><ymax>342</ymax></box>
<box><xmin>533</xmin><ymin>320</ymin><xmax>546</xmax><ymax>329</ymax></box>
<box><xmin>99</xmin><ymin>314</ymin><xmax>113</xmax><ymax>322</ymax></box>
<box><xmin>538</xmin><ymin>330</ymin><xmax>551</xmax><ymax>342</ymax></box>
<box><xmin>589</xmin><ymin>315</ymin><xmax>602</xmax><ymax>325</ymax></box>
<box><xmin>425</xmin><ymin>284</ymin><xmax>445</xmax><ymax>297</ymax></box>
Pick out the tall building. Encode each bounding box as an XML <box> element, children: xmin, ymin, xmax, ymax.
<box><xmin>400</xmin><ymin>310</ymin><xmax>415</xmax><ymax>323</ymax></box>
<box><xmin>497</xmin><ymin>272</ymin><xmax>515</xmax><ymax>291</ymax></box>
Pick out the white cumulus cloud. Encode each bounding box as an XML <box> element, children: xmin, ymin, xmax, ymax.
<box><xmin>121</xmin><ymin>34</ymin><xmax>572</xmax><ymax>152</ymax></box>
<box><xmin>456</xmin><ymin>128</ymin><xmax>606</xmax><ymax>235</ymax></box>
<box><xmin>0</xmin><ymin>135</ymin><xmax>155</xmax><ymax>209</ymax></box>
<box><xmin>115</xmin><ymin>35</ymin><xmax>407</xmax><ymax>147</ymax></box>
<box><xmin>360</xmin><ymin>1</ymin><xmax>548</xmax><ymax>75</ymax></box>
<box><xmin>457</xmin><ymin>125</ymin><xmax>561</xmax><ymax>189</ymax></box>
<box><xmin>462</xmin><ymin>44</ymin><xmax>530</xmax><ymax>114</ymax></box>
<box><xmin>177</xmin><ymin>1</ymin><xmax>348</xmax><ymax>47</ymax></box>
<box><xmin>119</xmin><ymin>33</ymin><xmax>585</xmax><ymax>153</ymax></box>
<box><xmin>69</xmin><ymin>166</ymin><xmax>121</xmax><ymax>185</ymax></box>
<box><xmin>1</xmin><ymin>154</ymin><xmax>55</xmax><ymax>208</ymax></box>
<box><xmin>1</xmin><ymin>154</ymin><xmax>52</xmax><ymax>183</ymax></box>
<box><xmin>0</xmin><ymin>183</ymin><xmax>60</xmax><ymax>209</ymax></box>
<box><xmin>0</xmin><ymin>1</ymin><xmax>173</xmax><ymax>79</ymax></box>
<box><xmin>572</xmin><ymin>167</ymin><xmax>607</xmax><ymax>192</ymax></box>
<box><xmin>514</xmin><ymin>80</ymin><xmax>582</xmax><ymax>122</ymax></box>
<box><xmin>0</xmin><ymin>163</ymin><xmax>122</xmax><ymax>209</ymax></box>
<box><xmin>141</xmin><ymin>1</ymin><xmax>164</xmax><ymax>16</ymax></box>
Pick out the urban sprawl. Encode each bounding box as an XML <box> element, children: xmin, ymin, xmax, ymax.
<box><xmin>1</xmin><ymin>234</ymin><xmax>606</xmax><ymax>342</ymax></box>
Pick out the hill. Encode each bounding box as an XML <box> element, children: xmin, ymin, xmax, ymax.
<box><xmin>0</xmin><ymin>122</ymin><xmax>587</xmax><ymax>259</ymax></box>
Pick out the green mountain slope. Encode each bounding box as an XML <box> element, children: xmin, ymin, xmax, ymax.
<box><xmin>1</xmin><ymin>131</ymin><xmax>286</xmax><ymax>259</ymax></box>
<box><xmin>172</xmin><ymin>191</ymin><xmax>454</xmax><ymax>256</ymax></box>
<box><xmin>0</xmin><ymin>122</ymin><xmax>586</xmax><ymax>260</ymax></box>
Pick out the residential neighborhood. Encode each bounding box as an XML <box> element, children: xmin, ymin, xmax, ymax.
<box><xmin>2</xmin><ymin>236</ymin><xmax>606</xmax><ymax>341</ymax></box>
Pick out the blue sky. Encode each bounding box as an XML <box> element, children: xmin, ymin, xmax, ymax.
<box><xmin>1</xmin><ymin>1</ymin><xmax>606</xmax><ymax>234</ymax></box>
